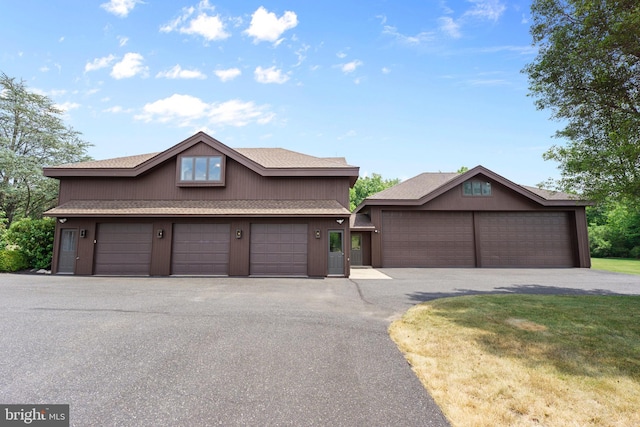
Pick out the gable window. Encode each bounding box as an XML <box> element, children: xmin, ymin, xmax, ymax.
<box><xmin>178</xmin><ymin>155</ymin><xmax>225</xmax><ymax>186</ymax></box>
<box><xmin>463</xmin><ymin>180</ymin><xmax>492</xmax><ymax>196</ymax></box>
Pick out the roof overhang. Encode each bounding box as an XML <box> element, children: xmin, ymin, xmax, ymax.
<box><xmin>43</xmin><ymin>132</ymin><xmax>360</xmax><ymax>186</ymax></box>
<box><xmin>354</xmin><ymin>165</ymin><xmax>592</xmax><ymax>212</ymax></box>
<box><xmin>44</xmin><ymin>199</ymin><xmax>351</xmax><ymax>218</ymax></box>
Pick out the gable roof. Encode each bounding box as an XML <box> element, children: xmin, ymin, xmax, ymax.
<box><xmin>44</xmin><ymin>131</ymin><xmax>359</xmax><ymax>185</ymax></box>
<box><xmin>354</xmin><ymin>165</ymin><xmax>590</xmax><ymax>212</ymax></box>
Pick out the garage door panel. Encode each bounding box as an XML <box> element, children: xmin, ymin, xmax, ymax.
<box><xmin>172</xmin><ymin>224</ymin><xmax>230</xmax><ymax>275</ymax></box>
<box><xmin>250</xmin><ymin>224</ymin><xmax>307</xmax><ymax>276</ymax></box>
<box><xmin>382</xmin><ymin>211</ymin><xmax>475</xmax><ymax>267</ymax></box>
<box><xmin>478</xmin><ymin>212</ymin><xmax>574</xmax><ymax>267</ymax></box>
<box><xmin>95</xmin><ymin>223</ymin><xmax>153</xmax><ymax>275</ymax></box>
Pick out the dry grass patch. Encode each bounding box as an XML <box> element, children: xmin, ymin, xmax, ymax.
<box><xmin>389</xmin><ymin>295</ymin><xmax>640</xmax><ymax>427</ymax></box>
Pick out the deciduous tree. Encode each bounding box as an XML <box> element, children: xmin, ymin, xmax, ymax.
<box><xmin>350</xmin><ymin>173</ymin><xmax>400</xmax><ymax>211</ymax></box>
<box><xmin>524</xmin><ymin>0</ymin><xmax>640</xmax><ymax>203</ymax></box>
<box><xmin>0</xmin><ymin>73</ymin><xmax>91</xmax><ymax>224</ymax></box>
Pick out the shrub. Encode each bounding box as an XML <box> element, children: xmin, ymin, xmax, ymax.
<box><xmin>4</xmin><ymin>218</ymin><xmax>55</xmax><ymax>269</ymax></box>
<box><xmin>0</xmin><ymin>249</ymin><xmax>29</xmax><ymax>272</ymax></box>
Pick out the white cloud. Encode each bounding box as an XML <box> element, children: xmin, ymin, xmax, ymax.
<box><xmin>85</xmin><ymin>54</ymin><xmax>117</xmax><ymax>72</ymax></box>
<box><xmin>103</xmin><ymin>105</ymin><xmax>133</xmax><ymax>113</ymax></box>
<box><xmin>161</xmin><ymin>0</ymin><xmax>229</xmax><ymax>42</ymax></box>
<box><xmin>110</xmin><ymin>53</ymin><xmax>148</xmax><ymax>79</ymax></box>
<box><xmin>118</xmin><ymin>36</ymin><xmax>129</xmax><ymax>47</ymax></box>
<box><xmin>245</xmin><ymin>6</ymin><xmax>297</xmax><ymax>44</ymax></box>
<box><xmin>382</xmin><ymin>25</ymin><xmax>435</xmax><ymax>46</ymax></box>
<box><xmin>254</xmin><ymin>66</ymin><xmax>289</xmax><ymax>84</ymax></box>
<box><xmin>464</xmin><ymin>0</ymin><xmax>506</xmax><ymax>22</ymax></box>
<box><xmin>439</xmin><ymin>16</ymin><xmax>462</xmax><ymax>38</ymax></box>
<box><xmin>100</xmin><ymin>0</ymin><xmax>142</xmax><ymax>17</ymax></box>
<box><xmin>56</xmin><ymin>102</ymin><xmax>81</xmax><ymax>112</ymax></box>
<box><xmin>209</xmin><ymin>100</ymin><xmax>275</xmax><ymax>126</ymax></box>
<box><xmin>135</xmin><ymin>94</ymin><xmax>275</xmax><ymax>128</ymax></box>
<box><xmin>381</xmin><ymin>67</ymin><xmax>391</xmax><ymax>74</ymax></box>
<box><xmin>214</xmin><ymin>68</ymin><xmax>241</xmax><ymax>82</ymax></box>
<box><xmin>336</xmin><ymin>51</ymin><xmax>347</xmax><ymax>59</ymax></box>
<box><xmin>340</xmin><ymin>60</ymin><xmax>363</xmax><ymax>74</ymax></box>
<box><xmin>156</xmin><ymin>64</ymin><xmax>206</xmax><ymax>79</ymax></box>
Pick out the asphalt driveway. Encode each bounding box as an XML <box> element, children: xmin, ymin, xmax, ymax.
<box><xmin>1</xmin><ymin>269</ymin><xmax>639</xmax><ymax>426</ymax></box>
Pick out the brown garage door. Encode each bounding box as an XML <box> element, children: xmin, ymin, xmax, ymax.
<box><xmin>94</xmin><ymin>223</ymin><xmax>153</xmax><ymax>275</ymax></box>
<box><xmin>172</xmin><ymin>224</ymin><xmax>230</xmax><ymax>275</ymax></box>
<box><xmin>382</xmin><ymin>211</ymin><xmax>475</xmax><ymax>267</ymax></box>
<box><xmin>478</xmin><ymin>212</ymin><xmax>575</xmax><ymax>267</ymax></box>
<box><xmin>250</xmin><ymin>224</ymin><xmax>307</xmax><ymax>276</ymax></box>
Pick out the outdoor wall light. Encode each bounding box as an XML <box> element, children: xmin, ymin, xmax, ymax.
<box><xmin>336</xmin><ymin>219</ymin><xmax>345</xmax><ymax>225</ymax></box>
<box><xmin>157</xmin><ymin>229</ymin><xmax>164</xmax><ymax>239</ymax></box>
<box><xmin>315</xmin><ymin>230</ymin><xmax>321</xmax><ymax>239</ymax></box>
<box><xmin>235</xmin><ymin>229</ymin><xmax>242</xmax><ymax>239</ymax></box>
<box><xmin>80</xmin><ymin>229</ymin><xmax>87</xmax><ymax>238</ymax></box>
<box><xmin>58</xmin><ymin>218</ymin><xmax>67</xmax><ymax>224</ymax></box>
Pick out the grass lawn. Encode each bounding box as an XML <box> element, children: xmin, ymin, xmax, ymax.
<box><xmin>389</xmin><ymin>295</ymin><xmax>640</xmax><ymax>427</ymax></box>
<box><xmin>591</xmin><ymin>257</ymin><xmax>640</xmax><ymax>275</ymax></box>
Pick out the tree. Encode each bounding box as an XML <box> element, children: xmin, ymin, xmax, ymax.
<box><xmin>350</xmin><ymin>173</ymin><xmax>400</xmax><ymax>211</ymax></box>
<box><xmin>0</xmin><ymin>73</ymin><xmax>91</xmax><ymax>224</ymax></box>
<box><xmin>524</xmin><ymin>0</ymin><xmax>640</xmax><ymax>203</ymax></box>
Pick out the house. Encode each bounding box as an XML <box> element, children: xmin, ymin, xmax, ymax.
<box><xmin>43</xmin><ymin>132</ymin><xmax>359</xmax><ymax>277</ymax></box>
<box><xmin>350</xmin><ymin>166</ymin><xmax>591</xmax><ymax>268</ymax></box>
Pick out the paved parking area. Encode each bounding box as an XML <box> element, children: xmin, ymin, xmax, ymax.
<box><xmin>1</xmin><ymin>269</ymin><xmax>639</xmax><ymax>426</ymax></box>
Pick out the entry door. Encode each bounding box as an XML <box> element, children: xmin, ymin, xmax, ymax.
<box><xmin>328</xmin><ymin>230</ymin><xmax>344</xmax><ymax>275</ymax></box>
<box><xmin>58</xmin><ymin>229</ymin><xmax>77</xmax><ymax>274</ymax></box>
<box><xmin>351</xmin><ymin>233</ymin><xmax>363</xmax><ymax>266</ymax></box>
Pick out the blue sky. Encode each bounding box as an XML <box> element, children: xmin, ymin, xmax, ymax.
<box><xmin>2</xmin><ymin>0</ymin><xmax>561</xmax><ymax>185</ymax></box>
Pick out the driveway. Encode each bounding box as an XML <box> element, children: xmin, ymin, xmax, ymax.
<box><xmin>1</xmin><ymin>269</ymin><xmax>639</xmax><ymax>426</ymax></box>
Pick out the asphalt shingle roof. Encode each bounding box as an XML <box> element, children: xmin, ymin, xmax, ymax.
<box><xmin>45</xmin><ymin>199</ymin><xmax>351</xmax><ymax>217</ymax></box>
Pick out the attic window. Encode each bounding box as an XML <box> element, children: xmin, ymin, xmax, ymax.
<box><xmin>178</xmin><ymin>155</ymin><xmax>225</xmax><ymax>186</ymax></box>
<box><xmin>463</xmin><ymin>180</ymin><xmax>492</xmax><ymax>196</ymax></box>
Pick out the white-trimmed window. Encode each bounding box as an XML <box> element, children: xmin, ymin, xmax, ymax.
<box><xmin>463</xmin><ymin>180</ymin><xmax>492</xmax><ymax>196</ymax></box>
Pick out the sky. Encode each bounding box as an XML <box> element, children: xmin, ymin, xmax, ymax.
<box><xmin>1</xmin><ymin>0</ymin><xmax>564</xmax><ymax>186</ymax></box>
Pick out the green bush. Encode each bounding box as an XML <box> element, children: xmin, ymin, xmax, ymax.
<box><xmin>0</xmin><ymin>249</ymin><xmax>29</xmax><ymax>272</ymax></box>
<box><xmin>4</xmin><ymin>218</ymin><xmax>55</xmax><ymax>269</ymax></box>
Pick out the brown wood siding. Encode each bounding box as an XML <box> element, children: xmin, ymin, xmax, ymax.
<box><xmin>250</xmin><ymin>223</ymin><xmax>308</xmax><ymax>276</ymax></box>
<box><xmin>94</xmin><ymin>223</ymin><xmax>153</xmax><ymax>275</ymax></box>
<box><xmin>381</xmin><ymin>211</ymin><xmax>476</xmax><ymax>267</ymax></box>
<box><xmin>57</xmin><ymin>158</ymin><xmax>350</xmax><ymax>208</ymax></box>
<box><xmin>172</xmin><ymin>224</ymin><xmax>230</xmax><ymax>275</ymax></box>
<box><xmin>477</xmin><ymin>212</ymin><xmax>575</xmax><ymax>267</ymax></box>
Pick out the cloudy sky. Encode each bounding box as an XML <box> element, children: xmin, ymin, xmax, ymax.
<box><xmin>2</xmin><ymin>0</ymin><xmax>561</xmax><ymax>185</ymax></box>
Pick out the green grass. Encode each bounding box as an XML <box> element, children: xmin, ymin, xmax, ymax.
<box><xmin>591</xmin><ymin>257</ymin><xmax>640</xmax><ymax>275</ymax></box>
<box><xmin>390</xmin><ymin>295</ymin><xmax>640</xmax><ymax>426</ymax></box>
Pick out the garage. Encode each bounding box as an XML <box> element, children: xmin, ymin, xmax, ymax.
<box><xmin>250</xmin><ymin>224</ymin><xmax>308</xmax><ymax>276</ymax></box>
<box><xmin>382</xmin><ymin>211</ymin><xmax>475</xmax><ymax>267</ymax></box>
<box><xmin>94</xmin><ymin>223</ymin><xmax>153</xmax><ymax>275</ymax></box>
<box><xmin>478</xmin><ymin>212</ymin><xmax>575</xmax><ymax>267</ymax></box>
<box><xmin>172</xmin><ymin>224</ymin><xmax>230</xmax><ymax>275</ymax></box>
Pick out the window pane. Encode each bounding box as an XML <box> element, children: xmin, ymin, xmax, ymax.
<box><xmin>472</xmin><ymin>181</ymin><xmax>482</xmax><ymax>195</ymax></box>
<box><xmin>463</xmin><ymin>181</ymin><xmax>473</xmax><ymax>195</ymax></box>
<box><xmin>351</xmin><ymin>235</ymin><xmax>361</xmax><ymax>250</ymax></box>
<box><xmin>194</xmin><ymin>157</ymin><xmax>207</xmax><ymax>180</ymax></box>
<box><xmin>208</xmin><ymin>156</ymin><xmax>221</xmax><ymax>181</ymax></box>
<box><xmin>181</xmin><ymin>157</ymin><xmax>193</xmax><ymax>181</ymax></box>
<box><xmin>482</xmin><ymin>182</ymin><xmax>492</xmax><ymax>195</ymax></box>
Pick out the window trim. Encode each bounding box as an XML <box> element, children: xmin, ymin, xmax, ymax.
<box><xmin>462</xmin><ymin>179</ymin><xmax>492</xmax><ymax>197</ymax></box>
<box><xmin>177</xmin><ymin>154</ymin><xmax>226</xmax><ymax>187</ymax></box>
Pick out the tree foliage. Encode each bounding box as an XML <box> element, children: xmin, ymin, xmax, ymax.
<box><xmin>587</xmin><ymin>200</ymin><xmax>640</xmax><ymax>258</ymax></box>
<box><xmin>4</xmin><ymin>217</ymin><xmax>55</xmax><ymax>269</ymax></box>
<box><xmin>524</xmin><ymin>0</ymin><xmax>640</xmax><ymax>203</ymax></box>
<box><xmin>350</xmin><ymin>173</ymin><xmax>400</xmax><ymax>211</ymax></box>
<box><xmin>0</xmin><ymin>73</ymin><xmax>91</xmax><ymax>224</ymax></box>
